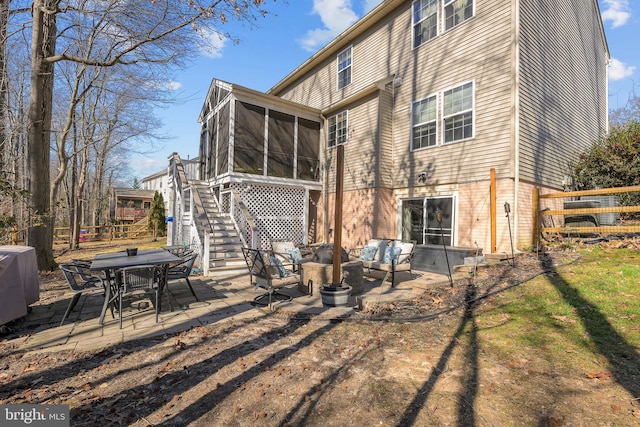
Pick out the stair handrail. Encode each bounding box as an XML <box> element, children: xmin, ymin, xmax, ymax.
<box><xmin>228</xmin><ymin>188</ymin><xmax>259</xmax><ymax>249</ymax></box>
<box><xmin>190</xmin><ymin>184</ymin><xmax>214</xmax><ymax>234</ymax></box>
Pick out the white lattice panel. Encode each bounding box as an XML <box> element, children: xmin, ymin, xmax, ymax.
<box><xmin>230</xmin><ymin>183</ymin><xmax>305</xmax><ymax>249</ymax></box>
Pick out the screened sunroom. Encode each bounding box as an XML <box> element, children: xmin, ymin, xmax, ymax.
<box><xmin>197</xmin><ymin>79</ymin><xmax>323</xmax><ymax>247</ymax></box>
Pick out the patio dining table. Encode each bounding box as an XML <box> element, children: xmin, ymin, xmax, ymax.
<box><xmin>90</xmin><ymin>248</ymin><xmax>181</xmax><ymax>324</ymax></box>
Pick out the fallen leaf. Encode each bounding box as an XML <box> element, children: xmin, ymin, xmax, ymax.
<box><xmin>547</xmin><ymin>416</ymin><xmax>564</xmax><ymax>426</ymax></box>
<box><xmin>585</xmin><ymin>370</ymin><xmax>611</xmax><ymax>380</ymax></box>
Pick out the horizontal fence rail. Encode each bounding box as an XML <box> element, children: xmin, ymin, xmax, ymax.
<box><xmin>533</xmin><ymin>185</ymin><xmax>640</xmax><ymax>245</ymax></box>
<box><xmin>53</xmin><ymin>223</ymin><xmax>152</xmax><ymax>244</ymax></box>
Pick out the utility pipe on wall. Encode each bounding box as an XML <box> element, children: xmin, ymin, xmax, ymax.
<box><xmin>490</xmin><ymin>168</ymin><xmax>497</xmax><ymax>253</ymax></box>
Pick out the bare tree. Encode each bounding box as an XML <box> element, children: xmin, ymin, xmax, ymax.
<box><xmin>0</xmin><ymin>0</ymin><xmax>8</xmax><ymax>167</ymax></box>
<box><xmin>23</xmin><ymin>0</ymin><xmax>278</xmax><ymax>269</ymax></box>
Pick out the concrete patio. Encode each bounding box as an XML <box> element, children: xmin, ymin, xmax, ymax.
<box><xmin>1</xmin><ymin>268</ymin><xmax>453</xmax><ymax>354</ymax></box>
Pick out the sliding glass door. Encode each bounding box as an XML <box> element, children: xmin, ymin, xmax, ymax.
<box><xmin>402</xmin><ymin>196</ymin><xmax>455</xmax><ymax>245</ymax></box>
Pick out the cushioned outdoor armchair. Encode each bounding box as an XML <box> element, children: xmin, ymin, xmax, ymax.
<box><xmin>350</xmin><ymin>239</ymin><xmax>416</xmax><ymax>287</ymax></box>
<box><xmin>242</xmin><ymin>247</ymin><xmax>303</xmax><ymax>310</ymax></box>
<box><xmin>270</xmin><ymin>239</ymin><xmax>311</xmax><ymax>273</ymax></box>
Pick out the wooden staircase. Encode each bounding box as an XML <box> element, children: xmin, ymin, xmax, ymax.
<box><xmin>191</xmin><ymin>181</ymin><xmax>247</xmax><ymax>278</ymax></box>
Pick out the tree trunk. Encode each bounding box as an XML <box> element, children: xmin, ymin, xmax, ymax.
<box><xmin>27</xmin><ymin>0</ymin><xmax>57</xmax><ymax>270</ymax></box>
<box><xmin>0</xmin><ymin>0</ymin><xmax>8</xmax><ymax>167</ymax></box>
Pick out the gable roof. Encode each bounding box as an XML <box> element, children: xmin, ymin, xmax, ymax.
<box><xmin>112</xmin><ymin>188</ymin><xmax>156</xmax><ymax>199</ymax></box>
<box><xmin>268</xmin><ymin>0</ymin><xmax>405</xmax><ymax>96</ymax></box>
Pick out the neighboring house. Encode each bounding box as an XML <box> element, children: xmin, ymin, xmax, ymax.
<box><xmin>108</xmin><ymin>188</ymin><xmax>156</xmax><ymax>223</ymax></box>
<box><xmin>142</xmin><ymin>156</ymin><xmax>199</xmax><ymax>212</ymax></box>
<box><xmin>169</xmin><ymin>0</ymin><xmax>609</xmax><ymax>270</ymax></box>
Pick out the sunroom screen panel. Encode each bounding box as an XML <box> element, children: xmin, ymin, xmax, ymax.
<box><xmin>218</xmin><ymin>102</ymin><xmax>230</xmax><ymax>175</ymax></box>
<box><xmin>234</xmin><ymin>101</ymin><xmax>265</xmax><ymax>174</ymax></box>
<box><xmin>297</xmin><ymin>118</ymin><xmax>320</xmax><ymax>181</ymax></box>
<box><xmin>207</xmin><ymin>113</ymin><xmax>216</xmax><ymax>178</ymax></box>
<box><xmin>268</xmin><ymin>110</ymin><xmax>295</xmax><ymax>178</ymax></box>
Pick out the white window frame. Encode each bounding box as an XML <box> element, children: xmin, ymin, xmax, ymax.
<box><xmin>327</xmin><ymin>111</ymin><xmax>348</xmax><ymax>148</ymax></box>
<box><xmin>411</xmin><ymin>94</ymin><xmax>438</xmax><ymax>151</ymax></box>
<box><xmin>442</xmin><ymin>81</ymin><xmax>474</xmax><ymax>144</ymax></box>
<box><xmin>443</xmin><ymin>0</ymin><xmax>474</xmax><ymax>32</ymax></box>
<box><xmin>412</xmin><ymin>0</ymin><xmax>439</xmax><ymax>49</ymax></box>
<box><xmin>398</xmin><ymin>194</ymin><xmax>457</xmax><ymax>246</ymax></box>
<box><xmin>337</xmin><ymin>46</ymin><xmax>352</xmax><ymax>90</ymax></box>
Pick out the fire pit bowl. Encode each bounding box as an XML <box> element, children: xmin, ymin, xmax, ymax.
<box><xmin>312</xmin><ymin>244</ymin><xmax>349</xmax><ymax>264</ymax></box>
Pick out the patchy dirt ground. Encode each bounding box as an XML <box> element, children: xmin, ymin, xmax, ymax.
<box><xmin>1</xmin><ymin>239</ymin><xmax>639</xmax><ymax>426</ymax></box>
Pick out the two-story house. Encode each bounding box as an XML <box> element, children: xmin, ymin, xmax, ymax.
<box><xmin>167</xmin><ymin>0</ymin><xmax>609</xmax><ymax>275</ymax></box>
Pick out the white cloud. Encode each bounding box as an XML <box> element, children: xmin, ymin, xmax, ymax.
<box><xmin>299</xmin><ymin>0</ymin><xmax>360</xmax><ymax>52</ymax></box>
<box><xmin>128</xmin><ymin>157</ymin><xmax>167</xmax><ymax>179</ymax></box>
<box><xmin>197</xmin><ymin>29</ymin><xmax>228</xmax><ymax>58</ymax></box>
<box><xmin>166</xmin><ymin>81</ymin><xmax>182</xmax><ymax>91</ymax></box>
<box><xmin>600</xmin><ymin>0</ymin><xmax>631</xmax><ymax>28</ymax></box>
<box><xmin>609</xmin><ymin>58</ymin><xmax>635</xmax><ymax>80</ymax></box>
<box><xmin>363</xmin><ymin>0</ymin><xmax>384</xmax><ymax>14</ymax></box>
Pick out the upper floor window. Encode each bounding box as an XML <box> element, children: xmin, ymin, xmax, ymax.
<box><xmin>444</xmin><ymin>0</ymin><xmax>473</xmax><ymax>31</ymax></box>
<box><xmin>337</xmin><ymin>47</ymin><xmax>352</xmax><ymax>89</ymax></box>
<box><xmin>413</xmin><ymin>0</ymin><xmax>438</xmax><ymax>48</ymax></box>
<box><xmin>443</xmin><ymin>82</ymin><xmax>474</xmax><ymax>143</ymax></box>
<box><xmin>412</xmin><ymin>95</ymin><xmax>438</xmax><ymax>150</ymax></box>
<box><xmin>328</xmin><ymin>111</ymin><xmax>348</xmax><ymax>147</ymax></box>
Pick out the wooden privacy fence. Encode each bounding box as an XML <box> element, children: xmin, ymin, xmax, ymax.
<box><xmin>53</xmin><ymin>223</ymin><xmax>152</xmax><ymax>244</ymax></box>
<box><xmin>533</xmin><ymin>185</ymin><xmax>640</xmax><ymax>245</ymax></box>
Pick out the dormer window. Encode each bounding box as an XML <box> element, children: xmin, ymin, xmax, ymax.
<box><xmin>337</xmin><ymin>46</ymin><xmax>352</xmax><ymax>90</ymax></box>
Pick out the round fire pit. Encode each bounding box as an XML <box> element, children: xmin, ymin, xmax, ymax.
<box><xmin>300</xmin><ymin>248</ymin><xmax>364</xmax><ymax>296</ymax></box>
<box><xmin>312</xmin><ymin>244</ymin><xmax>349</xmax><ymax>264</ymax></box>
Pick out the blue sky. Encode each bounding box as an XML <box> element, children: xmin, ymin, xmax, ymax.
<box><xmin>130</xmin><ymin>0</ymin><xmax>638</xmax><ymax>178</ymax></box>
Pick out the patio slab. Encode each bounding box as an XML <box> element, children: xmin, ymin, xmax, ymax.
<box><xmin>1</xmin><ymin>269</ymin><xmax>454</xmax><ymax>353</ymax></box>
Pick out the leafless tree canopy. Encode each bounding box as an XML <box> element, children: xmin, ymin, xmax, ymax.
<box><xmin>0</xmin><ymin>0</ymin><xmax>278</xmax><ymax>267</ymax></box>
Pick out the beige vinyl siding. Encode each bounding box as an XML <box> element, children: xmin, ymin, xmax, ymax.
<box><xmin>378</xmin><ymin>84</ymin><xmax>394</xmax><ymax>188</ymax></box>
<box><xmin>324</xmin><ymin>93</ymin><xmax>382</xmax><ymax>193</ymax></box>
<box><xmin>393</xmin><ymin>0</ymin><xmax>514</xmax><ymax>187</ymax></box>
<box><xmin>518</xmin><ymin>0</ymin><xmax>608</xmax><ymax>188</ymax></box>
<box><xmin>275</xmin><ymin>4</ymin><xmax>408</xmax><ymax>110</ymax></box>
<box><xmin>279</xmin><ymin>1</ymin><xmax>514</xmax><ymax>191</ymax></box>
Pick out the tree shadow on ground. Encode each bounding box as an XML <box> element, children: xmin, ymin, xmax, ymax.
<box><xmin>544</xmin><ymin>261</ymin><xmax>640</xmax><ymax>399</ymax></box>
<box><xmin>397</xmin><ymin>282</ymin><xmax>480</xmax><ymax>426</ymax></box>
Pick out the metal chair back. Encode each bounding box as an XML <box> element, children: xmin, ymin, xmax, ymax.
<box><xmin>58</xmin><ymin>264</ymin><xmax>104</xmax><ymax>326</ymax></box>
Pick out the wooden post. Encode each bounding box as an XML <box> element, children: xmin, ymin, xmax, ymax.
<box><xmin>490</xmin><ymin>168</ymin><xmax>496</xmax><ymax>253</ymax></box>
<box><xmin>532</xmin><ymin>187</ymin><xmax>540</xmax><ymax>247</ymax></box>
<box><xmin>332</xmin><ymin>144</ymin><xmax>344</xmax><ymax>286</ymax></box>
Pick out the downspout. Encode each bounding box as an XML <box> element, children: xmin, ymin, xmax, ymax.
<box><xmin>512</xmin><ymin>0</ymin><xmax>521</xmax><ymax>250</ymax></box>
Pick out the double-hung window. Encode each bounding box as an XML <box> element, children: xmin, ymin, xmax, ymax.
<box><xmin>443</xmin><ymin>82</ymin><xmax>474</xmax><ymax>143</ymax></box>
<box><xmin>413</xmin><ymin>0</ymin><xmax>438</xmax><ymax>48</ymax></box>
<box><xmin>412</xmin><ymin>95</ymin><xmax>438</xmax><ymax>150</ymax></box>
<box><xmin>444</xmin><ymin>0</ymin><xmax>474</xmax><ymax>31</ymax></box>
<box><xmin>337</xmin><ymin>47</ymin><xmax>352</xmax><ymax>90</ymax></box>
<box><xmin>327</xmin><ymin>111</ymin><xmax>348</xmax><ymax>147</ymax></box>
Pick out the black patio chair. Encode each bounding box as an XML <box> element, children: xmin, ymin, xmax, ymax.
<box><xmin>117</xmin><ymin>264</ymin><xmax>161</xmax><ymax>328</ymax></box>
<box><xmin>59</xmin><ymin>263</ymin><xmax>107</xmax><ymax>326</ymax></box>
<box><xmin>241</xmin><ymin>247</ymin><xmax>302</xmax><ymax>311</ymax></box>
<box><xmin>166</xmin><ymin>252</ymin><xmax>199</xmax><ymax>301</ymax></box>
